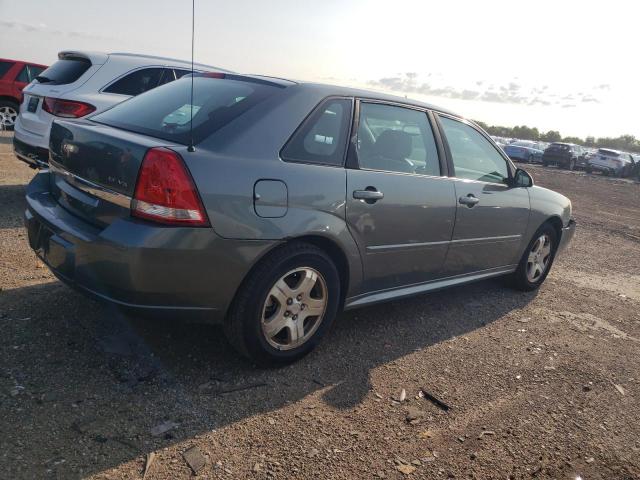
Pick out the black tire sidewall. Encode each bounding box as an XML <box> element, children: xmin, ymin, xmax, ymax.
<box><xmin>515</xmin><ymin>224</ymin><xmax>559</xmax><ymax>290</ymax></box>
<box><xmin>240</xmin><ymin>250</ymin><xmax>340</xmax><ymax>363</ymax></box>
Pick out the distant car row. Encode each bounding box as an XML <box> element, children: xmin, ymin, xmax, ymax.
<box><xmin>494</xmin><ymin>137</ymin><xmax>639</xmax><ymax>179</ymax></box>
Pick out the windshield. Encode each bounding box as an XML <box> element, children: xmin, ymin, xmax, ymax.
<box><xmin>92</xmin><ymin>76</ymin><xmax>282</xmax><ymax>145</ymax></box>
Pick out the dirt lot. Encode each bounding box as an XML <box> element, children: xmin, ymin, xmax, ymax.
<box><xmin>1</xmin><ymin>130</ymin><xmax>639</xmax><ymax>480</ymax></box>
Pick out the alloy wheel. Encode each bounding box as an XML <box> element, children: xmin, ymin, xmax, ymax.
<box><xmin>261</xmin><ymin>267</ymin><xmax>328</xmax><ymax>350</ymax></box>
<box><xmin>526</xmin><ymin>234</ymin><xmax>552</xmax><ymax>282</ymax></box>
<box><xmin>0</xmin><ymin>106</ymin><xmax>18</xmax><ymax>128</ymax></box>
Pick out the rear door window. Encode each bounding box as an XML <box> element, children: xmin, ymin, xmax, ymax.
<box><xmin>440</xmin><ymin>116</ymin><xmax>509</xmax><ymax>184</ymax></box>
<box><xmin>35</xmin><ymin>58</ymin><xmax>91</xmax><ymax>85</ymax></box>
<box><xmin>92</xmin><ymin>75</ymin><xmax>282</xmax><ymax>145</ymax></box>
<box><xmin>174</xmin><ymin>69</ymin><xmax>192</xmax><ymax>79</ymax></box>
<box><xmin>0</xmin><ymin>61</ymin><xmax>15</xmax><ymax>79</ymax></box>
<box><xmin>16</xmin><ymin>65</ymin><xmax>46</xmax><ymax>83</ymax></box>
<box><xmin>356</xmin><ymin>102</ymin><xmax>440</xmax><ymax>176</ymax></box>
<box><xmin>103</xmin><ymin>68</ymin><xmax>164</xmax><ymax>96</ymax></box>
<box><xmin>281</xmin><ymin>98</ymin><xmax>352</xmax><ymax>166</ymax></box>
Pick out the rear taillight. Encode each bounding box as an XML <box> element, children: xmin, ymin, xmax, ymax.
<box><xmin>43</xmin><ymin>97</ymin><xmax>95</xmax><ymax>118</ymax></box>
<box><xmin>131</xmin><ymin>148</ymin><xmax>209</xmax><ymax>226</ymax></box>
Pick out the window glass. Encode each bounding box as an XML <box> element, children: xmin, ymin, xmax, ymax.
<box><xmin>357</xmin><ymin>103</ymin><xmax>440</xmax><ymax>176</ymax></box>
<box><xmin>174</xmin><ymin>69</ymin><xmax>192</xmax><ymax>79</ymax></box>
<box><xmin>0</xmin><ymin>61</ymin><xmax>14</xmax><ymax>78</ymax></box>
<box><xmin>16</xmin><ymin>65</ymin><xmax>31</xmax><ymax>83</ymax></box>
<box><xmin>93</xmin><ymin>76</ymin><xmax>280</xmax><ymax>145</ymax></box>
<box><xmin>35</xmin><ymin>58</ymin><xmax>91</xmax><ymax>85</ymax></box>
<box><xmin>103</xmin><ymin>68</ymin><xmax>164</xmax><ymax>96</ymax></box>
<box><xmin>440</xmin><ymin>116</ymin><xmax>509</xmax><ymax>184</ymax></box>
<box><xmin>156</xmin><ymin>68</ymin><xmax>176</xmax><ymax>87</ymax></box>
<box><xmin>281</xmin><ymin>98</ymin><xmax>351</xmax><ymax>166</ymax></box>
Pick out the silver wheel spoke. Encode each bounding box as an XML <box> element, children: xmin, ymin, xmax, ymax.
<box><xmin>288</xmin><ymin>318</ymin><xmax>305</xmax><ymax>346</ymax></box>
<box><xmin>272</xmin><ymin>279</ymin><xmax>293</xmax><ymax>305</ymax></box>
<box><xmin>296</xmin><ymin>269</ymin><xmax>318</xmax><ymax>295</ymax></box>
<box><xmin>304</xmin><ymin>297</ymin><xmax>325</xmax><ymax>317</ymax></box>
<box><xmin>264</xmin><ymin>315</ymin><xmax>288</xmax><ymax>338</ymax></box>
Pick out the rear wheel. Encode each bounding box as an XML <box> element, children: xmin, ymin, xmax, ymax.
<box><xmin>0</xmin><ymin>100</ymin><xmax>19</xmax><ymax>131</ymax></box>
<box><xmin>509</xmin><ymin>223</ymin><xmax>558</xmax><ymax>291</ymax></box>
<box><xmin>224</xmin><ymin>242</ymin><xmax>340</xmax><ymax>364</ymax></box>
<box><xmin>569</xmin><ymin>158</ymin><xmax>576</xmax><ymax>171</ymax></box>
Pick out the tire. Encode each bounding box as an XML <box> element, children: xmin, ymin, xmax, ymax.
<box><xmin>0</xmin><ymin>100</ymin><xmax>19</xmax><ymax>131</ymax></box>
<box><xmin>586</xmin><ymin>167</ymin><xmax>592</xmax><ymax>174</ymax></box>
<box><xmin>542</xmin><ymin>161</ymin><xmax>549</xmax><ymax>167</ymax></box>
<box><xmin>224</xmin><ymin>242</ymin><xmax>341</xmax><ymax>365</ymax></box>
<box><xmin>569</xmin><ymin>159</ymin><xmax>576</xmax><ymax>171</ymax></box>
<box><xmin>509</xmin><ymin>223</ymin><xmax>558</xmax><ymax>292</ymax></box>
<box><xmin>528</xmin><ymin>154</ymin><xmax>534</xmax><ymax>164</ymax></box>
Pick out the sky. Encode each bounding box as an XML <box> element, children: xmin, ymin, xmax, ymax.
<box><xmin>1</xmin><ymin>0</ymin><xmax>638</xmax><ymax>138</ymax></box>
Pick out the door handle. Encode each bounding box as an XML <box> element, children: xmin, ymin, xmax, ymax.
<box><xmin>458</xmin><ymin>194</ymin><xmax>479</xmax><ymax>207</ymax></box>
<box><xmin>353</xmin><ymin>188</ymin><xmax>384</xmax><ymax>203</ymax></box>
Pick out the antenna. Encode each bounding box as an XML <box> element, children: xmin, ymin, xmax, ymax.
<box><xmin>187</xmin><ymin>0</ymin><xmax>195</xmax><ymax>152</ymax></box>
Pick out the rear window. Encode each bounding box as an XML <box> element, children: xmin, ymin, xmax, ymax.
<box><xmin>598</xmin><ymin>149</ymin><xmax>619</xmax><ymax>157</ymax></box>
<box><xmin>92</xmin><ymin>75</ymin><xmax>281</xmax><ymax>145</ymax></box>
<box><xmin>103</xmin><ymin>68</ymin><xmax>165</xmax><ymax>96</ymax></box>
<box><xmin>0</xmin><ymin>61</ymin><xmax>14</xmax><ymax>78</ymax></box>
<box><xmin>35</xmin><ymin>58</ymin><xmax>91</xmax><ymax>85</ymax></box>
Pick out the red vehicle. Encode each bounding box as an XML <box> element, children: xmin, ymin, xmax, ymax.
<box><xmin>0</xmin><ymin>58</ymin><xmax>48</xmax><ymax>130</ymax></box>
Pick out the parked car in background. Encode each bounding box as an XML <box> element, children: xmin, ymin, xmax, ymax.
<box><xmin>24</xmin><ymin>73</ymin><xmax>575</xmax><ymax>363</ymax></box>
<box><xmin>503</xmin><ymin>140</ymin><xmax>544</xmax><ymax>163</ymax></box>
<box><xmin>586</xmin><ymin>149</ymin><xmax>636</xmax><ymax>177</ymax></box>
<box><xmin>0</xmin><ymin>58</ymin><xmax>48</xmax><ymax>130</ymax></box>
<box><xmin>13</xmin><ymin>51</ymin><xmax>229</xmax><ymax>168</ymax></box>
<box><xmin>542</xmin><ymin>143</ymin><xmax>587</xmax><ymax>170</ymax></box>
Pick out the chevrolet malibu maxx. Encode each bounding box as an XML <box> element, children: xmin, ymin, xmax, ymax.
<box><xmin>24</xmin><ymin>73</ymin><xmax>575</xmax><ymax>363</ymax></box>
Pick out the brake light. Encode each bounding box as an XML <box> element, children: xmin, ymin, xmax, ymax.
<box><xmin>43</xmin><ymin>97</ymin><xmax>95</xmax><ymax>118</ymax></box>
<box><xmin>201</xmin><ymin>72</ymin><xmax>226</xmax><ymax>79</ymax></box>
<box><xmin>131</xmin><ymin>148</ymin><xmax>209</xmax><ymax>226</ymax></box>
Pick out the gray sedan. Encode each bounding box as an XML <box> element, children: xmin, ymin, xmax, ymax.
<box><xmin>24</xmin><ymin>73</ymin><xmax>575</xmax><ymax>363</ymax></box>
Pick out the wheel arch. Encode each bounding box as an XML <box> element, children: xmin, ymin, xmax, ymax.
<box><xmin>225</xmin><ymin>234</ymin><xmax>355</xmax><ymax>321</ymax></box>
<box><xmin>0</xmin><ymin>95</ymin><xmax>20</xmax><ymax>105</ymax></box>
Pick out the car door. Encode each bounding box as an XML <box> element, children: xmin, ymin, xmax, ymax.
<box><xmin>345</xmin><ymin>101</ymin><xmax>457</xmax><ymax>293</ymax></box>
<box><xmin>436</xmin><ymin>114</ymin><xmax>530</xmax><ymax>275</ymax></box>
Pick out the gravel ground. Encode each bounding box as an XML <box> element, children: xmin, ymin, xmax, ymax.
<box><xmin>1</xmin><ymin>130</ymin><xmax>639</xmax><ymax>480</ymax></box>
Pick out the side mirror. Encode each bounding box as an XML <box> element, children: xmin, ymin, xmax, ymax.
<box><xmin>514</xmin><ymin>168</ymin><xmax>533</xmax><ymax>188</ymax></box>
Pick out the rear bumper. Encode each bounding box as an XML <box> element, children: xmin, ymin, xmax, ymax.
<box><xmin>557</xmin><ymin>219</ymin><xmax>576</xmax><ymax>255</ymax></box>
<box><xmin>13</xmin><ymin>136</ymin><xmax>49</xmax><ymax>168</ymax></box>
<box><xmin>542</xmin><ymin>154</ymin><xmax>570</xmax><ymax>165</ymax></box>
<box><xmin>588</xmin><ymin>162</ymin><xmax>623</xmax><ymax>175</ymax></box>
<box><xmin>24</xmin><ymin>171</ymin><xmax>277</xmax><ymax>322</ymax></box>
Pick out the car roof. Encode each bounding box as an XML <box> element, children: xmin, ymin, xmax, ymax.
<box><xmin>246</xmin><ymin>76</ymin><xmax>459</xmax><ymax>117</ymax></box>
<box><xmin>57</xmin><ymin>50</ymin><xmax>231</xmax><ymax>72</ymax></box>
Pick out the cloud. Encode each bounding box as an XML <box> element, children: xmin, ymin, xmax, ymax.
<box><xmin>0</xmin><ymin>20</ymin><xmax>112</xmax><ymax>41</ymax></box>
<box><xmin>368</xmin><ymin>73</ymin><xmax>605</xmax><ymax>108</ymax></box>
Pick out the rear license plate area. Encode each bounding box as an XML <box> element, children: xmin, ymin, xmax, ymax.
<box><xmin>27</xmin><ymin>96</ymin><xmax>40</xmax><ymax>113</ymax></box>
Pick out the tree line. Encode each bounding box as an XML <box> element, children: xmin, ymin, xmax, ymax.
<box><xmin>474</xmin><ymin>121</ymin><xmax>640</xmax><ymax>154</ymax></box>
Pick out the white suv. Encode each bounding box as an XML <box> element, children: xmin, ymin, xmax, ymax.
<box><xmin>13</xmin><ymin>51</ymin><xmax>229</xmax><ymax>168</ymax></box>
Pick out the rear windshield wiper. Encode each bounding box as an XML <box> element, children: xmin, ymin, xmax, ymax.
<box><xmin>35</xmin><ymin>75</ymin><xmax>54</xmax><ymax>83</ymax></box>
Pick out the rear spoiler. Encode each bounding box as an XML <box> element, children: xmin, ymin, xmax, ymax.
<box><xmin>58</xmin><ymin>50</ymin><xmax>108</xmax><ymax>66</ymax></box>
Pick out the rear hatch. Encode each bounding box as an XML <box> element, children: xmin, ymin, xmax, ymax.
<box><xmin>47</xmin><ymin>73</ymin><xmax>286</xmax><ymax>228</ymax></box>
<box><xmin>48</xmin><ymin>119</ymin><xmax>170</xmax><ymax>227</ymax></box>
<box><xmin>590</xmin><ymin>149</ymin><xmax>624</xmax><ymax>169</ymax></box>
<box><xmin>544</xmin><ymin>144</ymin><xmax>571</xmax><ymax>159</ymax></box>
<box><xmin>19</xmin><ymin>51</ymin><xmax>107</xmax><ymax>137</ymax></box>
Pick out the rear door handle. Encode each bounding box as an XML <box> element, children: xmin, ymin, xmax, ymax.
<box><xmin>458</xmin><ymin>194</ymin><xmax>479</xmax><ymax>207</ymax></box>
<box><xmin>353</xmin><ymin>189</ymin><xmax>384</xmax><ymax>203</ymax></box>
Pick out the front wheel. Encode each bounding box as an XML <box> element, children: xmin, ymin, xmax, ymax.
<box><xmin>224</xmin><ymin>242</ymin><xmax>340</xmax><ymax>364</ymax></box>
<box><xmin>509</xmin><ymin>224</ymin><xmax>558</xmax><ymax>291</ymax></box>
